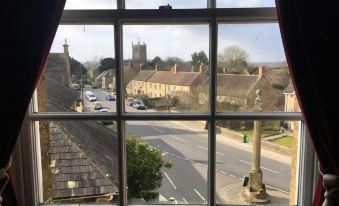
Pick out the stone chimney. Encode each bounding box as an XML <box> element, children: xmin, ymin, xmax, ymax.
<box><xmin>63</xmin><ymin>39</ymin><xmax>72</xmax><ymax>87</ymax></box>
<box><xmin>258</xmin><ymin>66</ymin><xmax>264</xmax><ymax>79</ymax></box>
<box><xmin>199</xmin><ymin>63</ymin><xmax>206</xmax><ymax>74</ymax></box>
<box><xmin>173</xmin><ymin>64</ymin><xmax>177</xmax><ymax>74</ymax></box>
<box><xmin>155</xmin><ymin>64</ymin><xmax>158</xmax><ymax>72</ymax></box>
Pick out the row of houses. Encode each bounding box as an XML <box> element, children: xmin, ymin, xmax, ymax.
<box><xmin>126</xmin><ymin>64</ymin><xmax>284</xmax><ymax>112</ymax></box>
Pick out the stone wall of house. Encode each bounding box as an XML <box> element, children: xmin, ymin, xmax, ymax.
<box><xmin>246</xmin><ymin>78</ymin><xmax>284</xmax><ymax>111</ymax></box>
<box><xmin>37</xmin><ymin>71</ymin><xmax>53</xmax><ymax>202</ymax></box>
<box><xmin>289</xmin><ymin>96</ymin><xmax>301</xmax><ymax>205</ymax></box>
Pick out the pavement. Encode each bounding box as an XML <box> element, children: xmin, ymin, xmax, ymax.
<box><xmin>217</xmin><ymin>183</ymin><xmax>290</xmax><ymax>206</ymax></box>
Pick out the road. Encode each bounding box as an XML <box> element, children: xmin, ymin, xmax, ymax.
<box><xmin>81</xmin><ymin>86</ymin><xmax>291</xmax><ymax>204</ymax></box>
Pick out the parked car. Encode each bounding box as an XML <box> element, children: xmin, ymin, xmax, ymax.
<box><xmin>133</xmin><ymin>100</ymin><xmax>146</xmax><ymax>110</ymax></box>
<box><xmin>88</xmin><ymin>94</ymin><xmax>97</xmax><ymax>102</ymax></box>
<box><xmin>105</xmin><ymin>94</ymin><xmax>116</xmax><ymax>101</ymax></box>
<box><xmin>99</xmin><ymin>108</ymin><xmax>113</xmax><ymax>125</ymax></box>
<box><xmin>125</xmin><ymin>98</ymin><xmax>135</xmax><ymax>106</ymax></box>
<box><xmin>92</xmin><ymin>101</ymin><xmax>102</xmax><ymax>110</ymax></box>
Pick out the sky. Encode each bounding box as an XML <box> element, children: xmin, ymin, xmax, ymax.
<box><xmin>50</xmin><ymin>0</ymin><xmax>286</xmax><ymax>63</ymax></box>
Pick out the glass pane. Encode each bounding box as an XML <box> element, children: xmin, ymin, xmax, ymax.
<box><xmin>38</xmin><ymin>120</ymin><xmax>118</xmax><ymax>203</ymax></box>
<box><xmin>126</xmin><ymin>0</ymin><xmax>206</xmax><ymax>9</ymax></box>
<box><xmin>37</xmin><ymin>25</ymin><xmax>116</xmax><ymax>113</ymax></box>
<box><xmin>64</xmin><ymin>0</ymin><xmax>116</xmax><ymax>9</ymax></box>
<box><xmin>215</xmin><ymin>120</ymin><xmax>300</xmax><ymax>205</ymax></box>
<box><xmin>217</xmin><ymin>24</ymin><xmax>298</xmax><ymax>112</ymax></box>
<box><xmin>126</xmin><ymin>120</ymin><xmax>208</xmax><ymax>204</ymax></box>
<box><xmin>217</xmin><ymin>0</ymin><xmax>275</xmax><ymax>8</ymax></box>
<box><xmin>123</xmin><ymin>25</ymin><xmax>209</xmax><ymax>113</ymax></box>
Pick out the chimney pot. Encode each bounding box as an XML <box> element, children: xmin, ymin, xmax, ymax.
<box><xmin>258</xmin><ymin>66</ymin><xmax>264</xmax><ymax>78</ymax></box>
<box><xmin>173</xmin><ymin>64</ymin><xmax>177</xmax><ymax>74</ymax></box>
<box><xmin>199</xmin><ymin>63</ymin><xmax>205</xmax><ymax>74</ymax></box>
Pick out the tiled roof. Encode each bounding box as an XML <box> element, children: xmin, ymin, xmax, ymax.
<box><xmin>49</xmin><ymin>123</ymin><xmax>117</xmax><ymax>199</ymax></box>
<box><xmin>133</xmin><ymin>70</ymin><xmax>155</xmax><ymax>81</ymax></box>
<box><xmin>202</xmin><ymin>74</ymin><xmax>259</xmax><ymax>97</ymax></box>
<box><xmin>47</xmin><ymin>77</ymin><xmax>80</xmax><ymax>108</ymax></box>
<box><xmin>147</xmin><ymin>71</ymin><xmax>202</xmax><ymax>86</ymax></box>
<box><xmin>45</xmin><ymin>53</ymin><xmax>69</xmax><ymax>86</ymax></box>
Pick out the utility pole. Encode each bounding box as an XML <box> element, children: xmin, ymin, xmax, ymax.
<box><xmin>243</xmin><ymin>89</ymin><xmax>270</xmax><ymax>204</ymax></box>
<box><xmin>80</xmin><ymin>64</ymin><xmax>84</xmax><ymax>108</ymax></box>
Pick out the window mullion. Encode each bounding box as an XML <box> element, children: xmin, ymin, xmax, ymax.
<box><xmin>117</xmin><ymin>0</ymin><xmax>125</xmax><ymax>10</ymax></box>
<box><xmin>114</xmin><ymin>19</ymin><xmax>127</xmax><ymax>206</ymax></box>
<box><xmin>208</xmin><ymin>17</ymin><xmax>217</xmax><ymax>206</ymax></box>
<box><xmin>208</xmin><ymin>0</ymin><xmax>216</xmax><ymax>9</ymax></box>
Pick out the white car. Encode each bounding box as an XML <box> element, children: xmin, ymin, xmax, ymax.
<box><xmin>88</xmin><ymin>94</ymin><xmax>97</xmax><ymax>102</ymax></box>
<box><xmin>92</xmin><ymin>101</ymin><xmax>102</xmax><ymax>110</ymax></box>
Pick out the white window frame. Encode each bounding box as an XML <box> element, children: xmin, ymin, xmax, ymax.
<box><xmin>12</xmin><ymin>0</ymin><xmax>317</xmax><ymax>205</ymax></box>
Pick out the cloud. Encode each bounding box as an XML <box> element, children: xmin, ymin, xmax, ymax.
<box><xmin>51</xmin><ymin>1</ymin><xmax>284</xmax><ymax>63</ymax></box>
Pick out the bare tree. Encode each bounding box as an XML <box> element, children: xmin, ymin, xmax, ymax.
<box><xmin>218</xmin><ymin>46</ymin><xmax>249</xmax><ymax>74</ymax></box>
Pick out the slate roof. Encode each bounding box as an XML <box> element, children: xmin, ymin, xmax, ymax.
<box><xmin>48</xmin><ymin>100</ymin><xmax>119</xmax><ymax>182</ymax></box>
<box><xmin>283</xmin><ymin>80</ymin><xmax>295</xmax><ymax>94</ymax></box>
<box><xmin>133</xmin><ymin>70</ymin><xmax>155</xmax><ymax>81</ymax></box>
<box><xmin>102</xmin><ymin>69</ymin><xmax>116</xmax><ymax>77</ymax></box>
<box><xmin>49</xmin><ymin>123</ymin><xmax>117</xmax><ymax>199</ymax></box>
<box><xmin>95</xmin><ymin>71</ymin><xmax>106</xmax><ymax>81</ymax></box>
<box><xmin>202</xmin><ymin>74</ymin><xmax>259</xmax><ymax>97</ymax></box>
<box><xmin>147</xmin><ymin>71</ymin><xmax>202</xmax><ymax>86</ymax></box>
<box><xmin>45</xmin><ymin>53</ymin><xmax>69</xmax><ymax>86</ymax></box>
<box><xmin>47</xmin><ymin>77</ymin><xmax>80</xmax><ymax>108</ymax></box>
<box><xmin>47</xmin><ymin>78</ymin><xmax>119</xmax><ymax>200</ymax></box>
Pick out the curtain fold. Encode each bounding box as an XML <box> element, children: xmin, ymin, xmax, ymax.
<box><xmin>275</xmin><ymin>1</ymin><xmax>339</xmax><ymax>205</ymax></box>
<box><xmin>1</xmin><ymin>0</ymin><xmax>66</xmax><ymax>204</ymax></box>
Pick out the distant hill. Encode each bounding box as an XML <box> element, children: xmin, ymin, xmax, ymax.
<box><xmin>248</xmin><ymin>61</ymin><xmax>287</xmax><ymax>68</ymax></box>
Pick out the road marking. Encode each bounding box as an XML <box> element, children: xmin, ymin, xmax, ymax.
<box><xmin>169</xmin><ymin>135</ymin><xmax>188</xmax><ymax>143</ymax></box>
<box><xmin>193</xmin><ymin>188</ymin><xmax>206</xmax><ymax>202</ymax></box>
<box><xmin>139</xmin><ymin>121</ymin><xmax>147</xmax><ymax>125</ymax></box>
<box><xmin>197</xmin><ymin>145</ymin><xmax>208</xmax><ymax>150</ymax></box>
<box><xmin>182</xmin><ymin>198</ymin><xmax>188</xmax><ymax>204</ymax></box>
<box><xmin>229</xmin><ymin>174</ymin><xmax>236</xmax><ymax>178</ymax></box>
<box><xmin>239</xmin><ymin>160</ymin><xmax>279</xmax><ymax>174</ymax></box>
<box><xmin>216</xmin><ymin>152</ymin><xmax>225</xmax><ymax>156</ymax></box>
<box><xmin>167</xmin><ymin>127</ymin><xmax>178</xmax><ymax>133</ymax></box>
<box><xmin>151</xmin><ymin>126</ymin><xmax>165</xmax><ymax>133</ymax></box>
<box><xmin>266</xmin><ymin>185</ymin><xmax>289</xmax><ymax>194</ymax></box>
<box><xmin>159</xmin><ymin>194</ymin><xmax>168</xmax><ymax>202</ymax></box>
<box><xmin>219</xmin><ymin>171</ymin><xmax>228</xmax><ymax>175</ymax></box>
<box><xmin>164</xmin><ymin>172</ymin><xmax>177</xmax><ymax>190</ymax></box>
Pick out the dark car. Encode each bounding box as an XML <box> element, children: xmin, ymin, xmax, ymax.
<box><xmin>126</xmin><ymin>98</ymin><xmax>135</xmax><ymax>106</ymax></box>
<box><xmin>105</xmin><ymin>94</ymin><xmax>116</xmax><ymax>101</ymax></box>
<box><xmin>98</xmin><ymin>109</ymin><xmax>113</xmax><ymax>125</ymax></box>
<box><xmin>133</xmin><ymin>100</ymin><xmax>146</xmax><ymax>110</ymax></box>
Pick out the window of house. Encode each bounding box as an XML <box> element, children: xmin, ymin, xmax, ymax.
<box><xmin>21</xmin><ymin>1</ymin><xmax>315</xmax><ymax>206</ymax></box>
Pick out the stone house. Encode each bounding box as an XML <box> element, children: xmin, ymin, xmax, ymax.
<box><xmin>45</xmin><ymin>39</ymin><xmax>72</xmax><ymax>87</ymax></box>
<box><xmin>129</xmin><ymin>63</ymin><xmax>207</xmax><ymax>98</ymax></box>
<box><xmin>201</xmin><ymin>67</ymin><xmax>284</xmax><ymax>112</ymax></box>
<box><xmin>101</xmin><ymin>69</ymin><xmax>116</xmax><ymax>91</ymax></box>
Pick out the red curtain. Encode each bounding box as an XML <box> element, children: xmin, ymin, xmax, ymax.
<box><xmin>1</xmin><ymin>0</ymin><xmax>66</xmax><ymax>204</ymax></box>
<box><xmin>275</xmin><ymin>1</ymin><xmax>339</xmax><ymax>205</ymax></box>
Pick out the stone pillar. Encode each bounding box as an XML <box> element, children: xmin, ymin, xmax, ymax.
<box><xmin>243</xmin><ymin>89</ymin><xmax>270</xmax><ymax>203</ymax></box>
<box><xmin>289</xmin><ymin>95</ymin><xmax>301</xmax><ymax>205</ymax></box>
<box><xmin>37</xmin><ymin>71</ymin><xmax>53</xmax><ymax>202</ymax></box>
